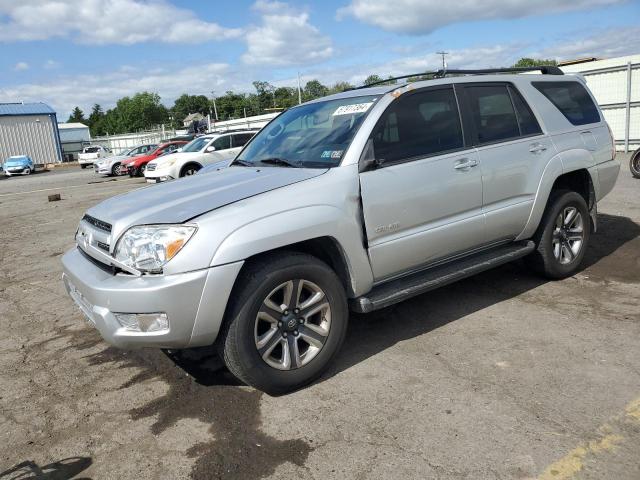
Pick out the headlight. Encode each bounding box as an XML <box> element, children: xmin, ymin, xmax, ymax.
<box><xmin>114</xmin><ymin>225</ymin><xmax>196</xmax><ymax>273</ymax></box>
<box><xmin>162</xmin><ymin>158</ymin><xmax>177</xmax><ymax>168</ymax></box>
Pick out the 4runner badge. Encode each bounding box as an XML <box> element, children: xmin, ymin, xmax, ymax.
<box><xmin>375</xmin><ymin>223</ymin><xmax>400</xmax><ymax>233</ymax></box>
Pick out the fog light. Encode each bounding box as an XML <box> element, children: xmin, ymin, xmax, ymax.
<box><xmin>115</xmin><ymin>313</ymin><xmax>169</xmax><ymax>332</ymax></box>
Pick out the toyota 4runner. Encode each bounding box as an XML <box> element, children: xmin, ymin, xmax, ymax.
<box><xmin>62</xmin><ymin>67</ymin><xmax>620</xmax><ymax>394</ymax></box>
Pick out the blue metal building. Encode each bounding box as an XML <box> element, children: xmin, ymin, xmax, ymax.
<box><xmin>0</xmin><ymin>102</ymin><xmax>63</xmax><ymax>165</ymax></box>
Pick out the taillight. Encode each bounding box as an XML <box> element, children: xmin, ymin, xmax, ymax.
<box><xmin>606</xmin><ymin>122</ymin><xmax>616</xmax><ymax>160</ymax></box>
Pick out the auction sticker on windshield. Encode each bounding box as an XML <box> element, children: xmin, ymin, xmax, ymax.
<box><xmin>333</xmin><ymin>102</ymin><xmax>374</xmax><ymax>116</ymax></box>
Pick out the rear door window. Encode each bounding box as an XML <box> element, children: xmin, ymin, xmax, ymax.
<box><xmin>532</xmin><ymin>81</ymin><xmax>600</xmax><ymax>126</ymax></box>
<box><xmin>464</xmin><ymin>85</ymin><xmax>521</xmax><ymax>144</ymax></box>
<box><xmin>508</xmin><ymin>86</ymin><xmax>542</xmax><ymax>136</ymax></box>
<box><xmin>371</xmin><ymin>87</ymin><xmax>464</xmax><ymax>163</ymax></box>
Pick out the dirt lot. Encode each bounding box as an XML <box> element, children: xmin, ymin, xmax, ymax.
<box><xmin>1</xmin><ymin>159</ymin><xmax>639</xmax><ymax>480</ymax></box>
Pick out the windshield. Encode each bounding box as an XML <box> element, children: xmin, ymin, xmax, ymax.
<box><xmin>236</xmin><ymin>94</ymin><xmax>379</xmax><ymax>168</ymax></box>
<box><xmin>182</xmin><ymin>136</ymin><xmax>211</xmax><ymax>153</ymax></box>
<box><xmin>84</xmin><ymin>147</ymin><xmax>100</xmax><ymax>153</ymax></box>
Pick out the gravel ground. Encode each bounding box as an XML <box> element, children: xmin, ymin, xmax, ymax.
<box><xmin>0</xmin><ymin>157</ymin><xmax>638</xmax><ymax>480</ymax></box>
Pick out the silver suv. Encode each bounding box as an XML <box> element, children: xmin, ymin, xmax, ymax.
<box><xmin>62</xmin><ymin>67</ymin><xmax>620</xmax><ymax>394</ymax></box>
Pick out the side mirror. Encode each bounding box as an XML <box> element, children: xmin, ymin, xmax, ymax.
<box><xmin>205</xmin><ymin>146</ymin><xmax>216</xmax><ymax>153</ymax></box>
<box><xmin>359</xmin><ymin>139</ymin><xmax>384</xmax><ymax>172</ymax></box>
<box><xmin>176</xmin><ymin>148</ymin><xmax>183</xmax><ymax>153</ymax></box>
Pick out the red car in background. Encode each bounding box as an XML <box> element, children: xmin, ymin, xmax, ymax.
<box><xmin>123</xmin><ymin>141</ymin><xmax>188</xmax><ymax>177</ymax></box>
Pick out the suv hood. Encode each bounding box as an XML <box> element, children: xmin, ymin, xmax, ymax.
<box><xmin>86</xmin><ymin>166</ymin><xmax>327</xmax><ymax>239</ymax></box>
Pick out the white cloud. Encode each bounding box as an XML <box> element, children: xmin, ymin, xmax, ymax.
<box><xmin>242</xmin><ymin>0</ymin><xmax>333</xmax><ymax>66</ymax></box>
<box><xmin>13</xmin><ymin>62</ymin><xmax>29</xmax><ymax>71</ymax></box>
<box><xmin>0</xmin><ymin>63</ymin><xmax>235</xmax><ymax>119</ymax></box>
<box><xmin>534</xmin><ymin>26</ymin><xmax>640</xmax><ymax>60</ymax></box>
<box><xmin>0</xmin><ymin>0</ymin><xmax>242</xmax><ymax>44</ymax></box>
<box><xmin>337</xmin><ymin>0</ymin><xmax>626</xmax><ymax>34</ymax></box>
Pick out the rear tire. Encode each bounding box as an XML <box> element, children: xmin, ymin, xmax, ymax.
<box><xmin>526</xmin><ymin>190</ymin><xmax>590</xmax><ymax>279</ymax></box>
<box><xmin>80</xmin><ymin>164</ymin><xmax>87</xmax><ymax>169</ymax></box>
<box><xmin>217</xmin><ymin>252</ymin><xmax>348</xmax><ymax>395</ymax></box>
<box><xmin>112</xmin><ymin>163</ymin><xmax>122</xmax><ymax>176</ymax></box>
<box><xmin>630</xmin><ymin>147</ymin><xmax>640</xmax><ymax>179</ymax></box>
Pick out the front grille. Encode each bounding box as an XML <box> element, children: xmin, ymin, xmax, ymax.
<box><xmin>82</xmin><ymin>214</ymin><xmax>112</xmax><ymax>233</ymax></box>
<box><xmin>146</xmin><ymin>164</ymin><xmax>156</xmax><ymax>171</ymax></box>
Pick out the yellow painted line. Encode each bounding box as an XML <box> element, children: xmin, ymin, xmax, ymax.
<box><xmin>538</xmin><ymin>434</ymin><xmax>623</xmax><ymax>480</ymax></box>
<box><xmin>537</xmin><ymin>395</ymin><xmax>640</xmax><ymax>480</ymax></box>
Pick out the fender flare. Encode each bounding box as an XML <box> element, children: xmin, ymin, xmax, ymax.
<box><xmin>210</xmin><ymin>205</ymin><xmax>374</xmax><ymax>296</ymax></box>
<box><xmin>516</xmin><ymin>149</ymin><xmax>598</xmax><ymax>240</ymax></box>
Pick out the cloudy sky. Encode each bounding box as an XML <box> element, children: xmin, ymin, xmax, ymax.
<box><xmin>1</xmin><ymin>0</ymin><xmax>639</xmax><ymax>118</ymax></box>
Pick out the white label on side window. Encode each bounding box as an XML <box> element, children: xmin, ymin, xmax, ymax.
<box><xmin>333</xmin><ymin>102</ymin><xmax>374</xmax><ymax>116</ymax></box>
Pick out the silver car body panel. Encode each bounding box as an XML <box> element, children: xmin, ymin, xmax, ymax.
<box><xmin>62</xmin><ymin>73</ymin><xmax>619</xmax><ymax>349</ymax></box>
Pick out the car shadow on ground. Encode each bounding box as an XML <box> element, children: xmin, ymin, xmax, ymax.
<box><xmin>324</xmin><ymin>213</ymin><xmax>640</xmax><ymax>380</ymax></box>
<box><xmin>0</xmin><ymin>457</ymin><xmax>92</xmax><ymax>480</ymax></box>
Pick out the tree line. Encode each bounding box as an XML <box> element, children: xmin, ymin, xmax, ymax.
<box><xmin>67</xmin><ymin>58</ymin><xmax>557</xmax><ymax>137</ymax></box>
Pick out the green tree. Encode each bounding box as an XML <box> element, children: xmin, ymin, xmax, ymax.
<box><xmin>253</xmin><ymin>81</ymin><xmax>276</xmax><ymax>111</ymax></box>
<box><xmin>303</xmin><ymin>80</ymin><xmax>328</xmax><ymax>101</ymax></box>
<box><xmin>329</xmin><ymin>81</ymin><xmax>354</xmax><ymax>94</ymax></box>
<box><xmin>88</xmin><ymin>104</ymin><xmax>106</xmax><ymax>136</ymax></box>
<box><xmin>363</xmin><ymin>74</ymin><xmax>383</xmax><ymax>86</ymax></box>
<box><xmin>67</xmin><ymin>106</ymin><xmax>86</xmax><ymax>123</ymax></box>
<box><xmin>512</xmin><ymin>57</ymin><xmax>557</xmax><ymax>68</ymax></box>
<box><xmin>172</xmin><ymin>94</ymin><xmax>211</xmax><ymax>124</ymax></box>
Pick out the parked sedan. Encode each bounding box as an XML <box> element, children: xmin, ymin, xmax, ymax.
<box><xmin>144</xmin><ymin>130</ymin><xmax>256</xmax><ymax>183</ymax></box>
<box><xmin>93</xmin><ymin>144</ymin><xmax>157</xmax><ymax>176</ymax></box>
<box><xmin>122</xmin><ymin>141</ymin><xmax>188</xmax><ymax>177</ymax></box>
<box><xmin>3</xmin><ymin>155</ymin><xmax>35</xmax><ymax>176</ymax></box>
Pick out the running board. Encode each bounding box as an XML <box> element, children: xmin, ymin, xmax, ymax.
<box><xmin>350</xmin><ymin>241</ymin><xmax>535</xmax><ymax>313</ymax></box>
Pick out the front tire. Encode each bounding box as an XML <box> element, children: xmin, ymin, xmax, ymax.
<box><xmin>80</xmin><ymin>164</ymin><xmax>87</xmax><ymax>169</ymax></box>
<box><xmin>112</xmin><ymin>163</ymin><xmax>122</xmax><ymax>176</ymax></box>
<box><xmin>630</xmin><ymin>147</ymin><xmax>640</xmax><ymax>179</ymax></box>
<box><xmin>217</xmin><ymin>252</ymin><xmax>348</xmax><ymax>395</ymax></box>
<box><xmin>526</xmin><ymin>190</ymin><xmax>590</xmax><ymax>279</ymax></box>
<box><xmin>180</xmin><ymin>163</ymin><xmax>201</xmax><ymax>177</ymax></box>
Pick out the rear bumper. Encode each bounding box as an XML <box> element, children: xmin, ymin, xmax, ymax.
<box><xmin>61</xmin><ymin>248</ymin><xmax>243</xmax><ymax>349</ymax></box>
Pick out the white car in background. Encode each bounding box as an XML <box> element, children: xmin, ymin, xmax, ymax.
<box><xmin>78</xmin><ymin>145</ymin><xmax>112</xmax><ymax>169</ymax></box>
<box><xmin>144</xmin><ymin>130</ymin><xmax>257</xmax><ymax>183</ymax></box>
<box><xmin>94</xmin><ymin>144</ymin><xmax>157</xmax><ymax>176</ymax></box>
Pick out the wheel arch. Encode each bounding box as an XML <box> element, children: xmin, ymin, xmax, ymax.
<box><xmin>210</xmin><ymin>205</ymin><xmax>374</xmax><ymax>298</ymax></box>
<box><xmin>180</xmin><ymin>161</ymin><xmax>203</xmax><ymax>177</ymax></box>
<box><xmin>517</xmin><ymin>160</ymin><xmax>598</xmax><ymax>240</ymax></box>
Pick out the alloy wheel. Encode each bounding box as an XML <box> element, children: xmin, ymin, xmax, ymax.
<box><xmin>552</xmin><ymin>206</ymin><xmax>584</xmax><ymax>264</ymax></box>
<box><xmin>254</xmin><ymin>279</ymin><xmax>331</xmax><ymax>370</ymax></box>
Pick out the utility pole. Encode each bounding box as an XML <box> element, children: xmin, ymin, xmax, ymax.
<box><xmin>210</xmin><ymin>90</ymin><xmax>219</xmax><ymax>121</ymax></box>
<box><xmin>297</xmin><ymin>71</ymin><xmax>302</xmax><ymax>105</ymax></box>
<box><xmin>436</xmin><ymin>51</ymin><xmax>448</xmax><ymax>70</ymax></box>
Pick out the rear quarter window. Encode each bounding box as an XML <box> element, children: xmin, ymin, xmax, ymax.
<box><xmin>532</xmin><ymin>81</ymin><xmax>600</xmax><ymax>126</ymax></box>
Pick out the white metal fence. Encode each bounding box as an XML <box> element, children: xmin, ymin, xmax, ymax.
<box><xmin>562</xmin><ymin>55</ymin><xmax>640</xmax><ymax>152</ymax></box>
<box><xmin>89</xmin><ymin>112</ymin><xmax>280</xmax><ymax>154</ymax></box>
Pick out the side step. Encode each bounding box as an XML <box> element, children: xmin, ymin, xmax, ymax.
<box><xmin>350</xmin><ymin>241</ymin><xmax>535</xmax><ymax>313</ymax></box>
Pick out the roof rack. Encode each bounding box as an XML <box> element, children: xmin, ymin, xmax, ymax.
<box><xmin>434</xmin><ymin>66</ymin><xmax>564</xmax><ymax>77</ymax></box>
<box><xmin>352</xmin><ymin>65</ymin><xmax>563</xmax><ymax>90</ymax></box>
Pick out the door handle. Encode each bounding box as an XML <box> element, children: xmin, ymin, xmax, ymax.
<box><xmin>454</xmin><ymin>158</ymin><xmax>478</xmax><ymax>170</ymax></box>
<box><xmin>529</xmin><ymin>143</ymin><xmax>548</xmax><ymax>154</ymax></box>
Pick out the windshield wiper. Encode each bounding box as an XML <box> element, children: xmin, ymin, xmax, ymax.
<box><xmin>232</xmin><ymin>159</ymin><xmax>255</xmax><ymax>167</ymax></box>
<box><xmin>258</xmin><ymin>157</ymin><xmax>299</xmax><ymax>168</ymax></box>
